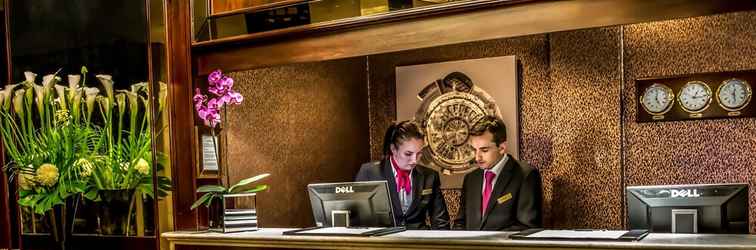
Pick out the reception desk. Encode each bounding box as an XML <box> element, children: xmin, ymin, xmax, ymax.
<box><xmin>163</xmin><ymin>228</ymin><xmax>756</xmax><ymax>250</ymax></box>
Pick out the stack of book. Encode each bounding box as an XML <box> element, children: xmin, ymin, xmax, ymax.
<box><xmin>220</xmin><ymin>208</ymin><xmax>258</xmax><ymax>233</ymax></box>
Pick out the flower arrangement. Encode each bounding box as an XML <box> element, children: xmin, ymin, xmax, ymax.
<box><xmin>193</xmin><ymin>69</ymin><xmax>243</xmax><ymax>128</ymax></box>
<box><xmin>1</xmin><ymin>69</ymin><xmax>97</xmax><ymax>215</ymax></box>
<box><xmin>192</xmin><ymin>69</ymin><xmax>244</xmax><ymax>184</ymax></box>
<box><xmin>0</xmin><ymin>66</ymin><xmax>171</xmax><ymax>238</ymax></box>
<box><xmin>191</xmin><ymin>70</ymin><xmax>269</xmax><ymax>210</ymax></box>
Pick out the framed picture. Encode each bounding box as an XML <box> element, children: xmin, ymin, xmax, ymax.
<box><xmin>194</xmin><ymin>125</ymin><xmax>224</xmax><ymax>179</ymax></box>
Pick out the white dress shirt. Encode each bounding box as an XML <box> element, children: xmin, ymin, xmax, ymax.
<box><xmin>390</xmin><ymin>159</ymin><xmax>413</xmax><ymax>214</ymax></box>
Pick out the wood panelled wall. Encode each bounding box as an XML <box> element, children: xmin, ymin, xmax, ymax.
<box><xmin>212</xmin><ymin>11</ymin><xmax>756</xmax><ymax>231</ymax></box>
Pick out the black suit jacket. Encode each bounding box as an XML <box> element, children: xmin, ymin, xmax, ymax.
<box><xmin>455</xmin><ymin>155</ymin><xmax>542</xmax><ymax>231</ymax></box>
<box><xmin>355</xmin><ymin>160</ymin><xmax>450</xmax><ymax>230</ymax></box>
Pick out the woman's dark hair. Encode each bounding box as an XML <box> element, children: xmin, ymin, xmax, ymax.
<box><xmin>381</xmin><ymin>120</ymin><xmax>424</xmax><ymax>159</ymax></box>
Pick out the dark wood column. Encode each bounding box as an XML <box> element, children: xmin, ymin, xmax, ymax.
<box><xmin>1</xmin><ymin>0</ymin><xmax>17</xmax><ymax>248</ymax></box>
<box><xmin>166</xmin><ymin>0</ymin><xmax>199</xmax><ymax>230</ymax></box>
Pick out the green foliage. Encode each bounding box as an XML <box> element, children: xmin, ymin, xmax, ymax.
<box><xmin>190</xmin><ymin>173</ymin><xmax>270</xmax><ymax>210</ymax></box>
<box><xmin>0</xmin><ymin>71</ymin><xmax>96</xmax><ymax>214</ymax></box>
<box><xmin>0</xmin><ymin>68</ymin><xmax>172</xmax><ymax>215</ymax></box>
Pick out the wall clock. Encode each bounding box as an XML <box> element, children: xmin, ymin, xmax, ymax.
<box><xmin>716</xmin><ymin>78</ymin><xmax>751</xmax><ymax>114</ymax></box>
<box><xmin>640</xmin><ymin>83</ymin><xmax>674</xmax><ymax>119</ymax></box>
<box><xmin>678</xmin><ymin>81</ymin><xmax>712</xmax><ymax>117</ymax></box>
<box><xmin>635</xmin><ymin>70</ymin><xmax>756</xmax><ymax>122</ymax></box>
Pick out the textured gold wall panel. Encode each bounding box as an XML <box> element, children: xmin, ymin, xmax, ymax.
<box><xmin>549</xmin><ymin>28</ymin><xmax>624</xmax><ymax>229</ymax></box>
<box><xmin>623</xmin><ymin>11</ymin><xmax>756</xmax><ymax>233</ymax></box>
<box><xmin>225</xmin><ymin>57</ymin><xmax>370</xmax><ymax>227</ymax></box>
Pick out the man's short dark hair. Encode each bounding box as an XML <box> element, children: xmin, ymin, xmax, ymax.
<box><xmin>469</xmin><ymin>116</ymin><xmax>507</xmax><ymax>145</ymax></box>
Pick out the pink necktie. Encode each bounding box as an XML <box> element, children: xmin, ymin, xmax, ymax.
<box><xmin>481</xmin><ymin>170</ymin><xmax>496</xmax><ymax>214</ymax></box>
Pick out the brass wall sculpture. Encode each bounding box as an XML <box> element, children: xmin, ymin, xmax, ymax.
<box><xmin>415</xmin><ymin>72</ymin><xmax>500</xmax><ymax>176</ymax></box>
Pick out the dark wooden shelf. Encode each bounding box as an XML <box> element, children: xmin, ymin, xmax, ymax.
<box><xmin>208</xmin><ymin>0</ymin><xmax>314</xmax><ymax>18</ymax></box>
<box><xmin>193</xmin><ymin>0</ymin><xmax>535</xmax><ymax>48</ymax></box>
<box><xmin>192</xmin><ymin>0</ymin><xmax>756</xmax><ymax>75</ymax></box>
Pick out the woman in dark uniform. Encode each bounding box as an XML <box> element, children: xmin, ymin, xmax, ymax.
<box><xmin>355</xmin><ymin>121</ymin><xmax>450</xmax><ymax>229</ymax></box>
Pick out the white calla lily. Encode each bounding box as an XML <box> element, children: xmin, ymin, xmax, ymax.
<box><xmin>13</xmin><ymin>89</ymin><xmax>25</xmax><ymax>115</ymax></box>
<box><xmin>54</xmin><ymin>85</ymin><xmax>67</xmax><ymax>108</ymax></box>
<box><xmin>23</xmin><ymin>71</ymin><xmax>37</xmax><ymax>84</ymax></box>
<box><xmin>68</xmin><ymin>75</ymin><xmax>80</xmax><ymax>99</ymax></box>
<box><xmin>2</xmin><ymin>84</ymin><xmax>18</xmax><ymax>110</ymax></box>
<box><xmin>96</xmin><ymin>74</ymin><xmax>114</xmax><ymax>102</ymax></box>
<box><xmin>84</xmin><ymin>87</ymin><xmax>100</xmax><ymax>121</ymax></box>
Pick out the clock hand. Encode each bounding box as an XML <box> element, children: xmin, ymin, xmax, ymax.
<box><xmin>732</xmin><ymin>88</ymin><xmax>737</xmax><ymax>102</ymax></box>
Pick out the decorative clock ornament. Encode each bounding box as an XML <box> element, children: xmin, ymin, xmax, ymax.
<box><xmin>415</xmin><ymin>72</ymin><xmax>501</xmax><ymax>175</ymax></box>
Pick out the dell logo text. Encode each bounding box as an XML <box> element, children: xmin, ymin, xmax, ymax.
<box><xmin>335</xmin><ymin>186</ymin><xmax>354</xmax><ymax>194</ymax></box>
<box><xmin>670</xmin><ymin>189</ymin><xmax>701</xmax><ymax>198</ymax></box>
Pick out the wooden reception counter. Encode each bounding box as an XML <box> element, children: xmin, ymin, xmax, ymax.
<box><xmin>163</xmin><ymin>228</ymin><xmax>756</xmax><ymax>250</ymax></box>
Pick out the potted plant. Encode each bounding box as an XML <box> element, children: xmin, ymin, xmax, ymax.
<box><xmin>84</xmin><ymin>70</ymin><xmax>171</xmax><ymax>235</ymax></box>
<box><xmin>192</xmin><ymin>69</ymin><xmax>268</xmax><ymax>232</ymax></box>
<box><xmin>1</xmin><ymin>67</ymin><xmax>172</xmax><ymax>244</ymax></box>
<box><xmin>191</xmin><ymin>173</ymin><xmax>270</xmax><ymax>232</ymax></box>
<box><xmin>1</xmin><ymin>70</ymin><xmax>95</xmax><ymax>249</ymax></box>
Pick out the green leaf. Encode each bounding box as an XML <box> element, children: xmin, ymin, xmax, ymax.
<box><xmin>238</xmin><ymin>184</ymin><xmax>268</xmax><ymax>194</ymax></box>
<box><xmin>84</xmin><ymin>188</ymin><xmax>99</xmax><ymax>201</ymax></box>
<box><xmin>190</xmin><ymin>192</ymin><xmax>213</xmax><ymax>210</ymax></box>
<box><xmin>228</xmin><ymin>173</ymin><xmax>270</xmax><ymax>193</ymax></box>
<box><xmin>17</xmin><ymin>195</ymin><xmax>36</xmax><ymax>206</ymax></box>
<box><xmin>196</xmin><ymin>185</ymin><xmax>226</xmax><ymax>193</ymax></box>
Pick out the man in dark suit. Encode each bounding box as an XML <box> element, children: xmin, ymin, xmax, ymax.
<box><xmin>355</xmin><ymin>121</ymin><xmax>449</xmax><ymax>229</ymax></box>
<box><xmin>455</xmin><ymin>116</ymin><xmax>542</xmax><ymax>231</ymax></box>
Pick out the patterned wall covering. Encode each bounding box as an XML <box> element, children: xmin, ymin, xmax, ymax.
<box><xmin>225</xmin><ymin>11</ymin><xmax>756</xmax><ymax>231</ymax></box>
<box><xmin>225</xmin><ymin>57</ymin><xmax>371</xmax><ymax>227</ymax></box>
<box><xmin>548</xmin><ymin>28</ymin><xmax>624</xmax><ymax>229</ymax></box>
<box><xmin>622</xmin><ymin>11</ymin><xmax>756</xmax><ymax>233</ymax></box>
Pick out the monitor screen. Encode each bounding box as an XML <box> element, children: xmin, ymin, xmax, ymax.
<box><xmin>308</xmin><ymin>181</ymin><xmax>396</xmax><ymax>227</ymax></box>
<box><xmin>627</xmin><ymin>183</ymin><xmax>749</xmax><ymax>233</ymax></box>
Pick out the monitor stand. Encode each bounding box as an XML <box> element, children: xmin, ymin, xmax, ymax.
<box><xmin>331</xmin><ymin>210</ymin><xmax>351</xmax><ymax>227</ymax></box>
<box><xmin>672</xmin><ymin>209</ymin><xmax>698</xmax><ymax>233</ymax></box>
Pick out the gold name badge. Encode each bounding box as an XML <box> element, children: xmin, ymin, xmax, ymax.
<box><xmin>421</xmin><ymin>189</ymin><xmax>433</xmax><ymax>195</ymax></box>
<box><xmin>497</xmin><ymin>193</ymin><xmax>512</xmax><ymax>204</ymax></box>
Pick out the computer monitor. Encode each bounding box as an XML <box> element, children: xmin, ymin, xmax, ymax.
<box><xmin>307</xmin><ymin>181</ymin><xmax>396</xmax><ymax>227</ymax></box>
<box><xmin>627</xmin><ymin>183</ymin><xmax>749</xmax><ymax>233</ymax></box>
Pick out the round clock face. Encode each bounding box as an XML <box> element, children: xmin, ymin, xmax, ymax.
<box><xmin>678</xmin><ymin>81</ymin><xmax>712</xmax><ymax>113</ymax></box>
<box><xmin>640</xmin><ymin>83</ymin><xmax>674</xmax><ymax>115</ymax></box>
<box><xmin>716</xmin><ymin>78</ymin><xmax>752</xmax><ymax>111</ymax></box>
<box><xmin>425</xmin><ymin>92</ymin><xmax>487</xmax><ymax>167</ymax></box>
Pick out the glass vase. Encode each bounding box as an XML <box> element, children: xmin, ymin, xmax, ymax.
<box><xmin>97</xmin><ymin>189</ymin><xmax>136</xmax><ymax>235</ymax></box>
